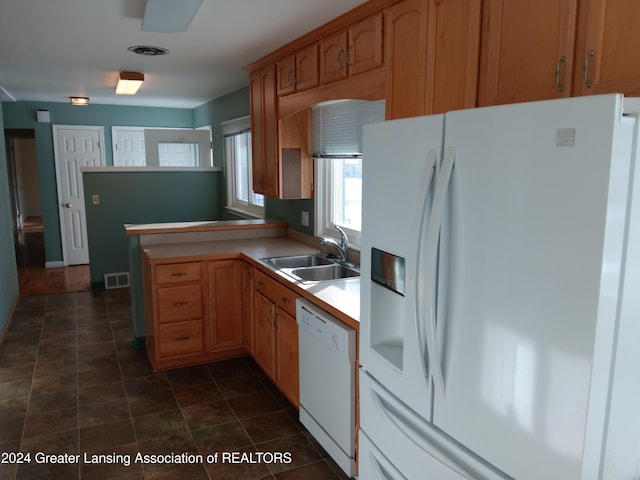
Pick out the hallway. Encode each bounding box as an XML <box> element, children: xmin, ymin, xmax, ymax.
<box><xmin>14</xmin><ymin>217</ymin><xmax>90</xmax><ymax>296</ymax></box>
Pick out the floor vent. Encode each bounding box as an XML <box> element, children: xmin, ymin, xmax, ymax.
<box><xmin>104</xmin><ymin>272</ymin><xmax>130</xmax><ymax>289</ymax></box>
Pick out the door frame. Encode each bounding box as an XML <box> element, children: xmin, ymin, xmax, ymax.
<box><xmin>4</xmin><ymin>129</ymin><xmax>37</xmax><ymax>233</ymax></box>
<box><xmin>52</xmin><ymin>124</ymin><xmax>106</xmax><ymax>266</ymax></box>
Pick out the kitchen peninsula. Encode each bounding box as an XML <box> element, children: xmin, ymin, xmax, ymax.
<box><xmin>125</xmin><ymin>219</ymin><xmax>359</xmax><ymax>385</ymax></box>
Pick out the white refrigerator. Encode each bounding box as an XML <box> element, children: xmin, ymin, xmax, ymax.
<box><xmin>359</xmin><ymin>94</ymin><xmax>640</xmax><ymax>480</ymax></box>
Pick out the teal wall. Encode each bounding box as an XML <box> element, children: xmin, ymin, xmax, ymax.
<box><xmin>83</xmin><ymin>170</ymin><xmax>223</xmax><ymax>288</ymax></box>
<box><xmin>0</xmin><ymin>105</ymin><xmax>20</xmax><ymax>335</ymax></box>
<box><xmin>2</xmin><ymin>101</ymin><xmax>194</xmax><ymax>264</ymax></box>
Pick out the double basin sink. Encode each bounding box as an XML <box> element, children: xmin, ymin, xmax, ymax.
<box><xmin>263</xmin><ymin>254</ymin><xmax>359</xmax><ymax>283</ymax></box>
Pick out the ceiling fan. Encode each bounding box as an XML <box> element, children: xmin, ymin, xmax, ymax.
<box><xmin>142</xmin><ymin>0</ymin><xmax>204</xmax><ymax>33</ymax></box>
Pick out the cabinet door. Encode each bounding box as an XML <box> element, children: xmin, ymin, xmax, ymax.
<box><xmin>296</xmin><ymin>45</ymin><xmax>319</xmax><ymax>91</ymax></box>
<box><xmin>384</xmin><ymin>0</ymin><xmax>429</xmax><ymax>119</ymax></box>
<box><xmin>574</xmin><ymin>0</ymin><xmax>640</xmax><ymax>96</ymax></box>
<box><xmin>208</xmin><ymin>260</ymin><xmax>244</xmax><ymax>350</ymax></box>
<box><xmin>254</xmin><ymin>291</ymin><xmax>276</xmax><ymax>379</ymax></box>
<box><xmin>479</xmin><ymin>0</ymin><xmax>578</xmax><ymax>105</ymax></box>
<box><xmin>348</xmin><ymin>12</ymin><xmax>383</xmax><ymax>77</ymax></box>
<box><xmin>242</xmin><ymin>263</ymin><xmax>254</xmax><ymax>355</ymax></box>
<box><xmin>276</xmin><ymin>54</ymin><xmax>296</xmax><ymax>95</ymax></box>
<box><xmin>426</xmin><ymin>0</ymin><xmax>482</xmax><ymax>113</ymax></box>
<box><xmin>250</xmin><ymin>64</ymin><xmax>279</xmax><ymax>197</ymax></box>
<box><xmin>319</xmin><ymin>30</ymin><xmax>348</xmax><ymax>84</ymax></box>
<box><xmin>275</xmin><ymin>308</ymin><xmax>299</xmax><ymax>407</ymax></box>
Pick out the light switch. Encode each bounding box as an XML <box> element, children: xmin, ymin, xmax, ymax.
<box><xmin>92</xmin><ymin>195</ymin><xmax>100</xmax><ymax>205</ymax></box>
<box><xmin>301</xmin><ymin>211</ymin><xmax>309</xmax><ymax>227</ymax></box>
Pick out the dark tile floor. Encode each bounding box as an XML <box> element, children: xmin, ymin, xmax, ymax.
<box><xmin>0</xmin><ymin>290</ymin><xmax>350</xmax><ymax>479</ymax></box>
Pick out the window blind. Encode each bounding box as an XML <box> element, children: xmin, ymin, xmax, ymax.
<box><xmin>222</xmin><ymin>115</ymin><xmax>251</xmax><ymax>137</ymax></box>
<box><xmin>312</xmin><ymin>99</ymin><xmax>385</xmax><ymax>157</ymax></box>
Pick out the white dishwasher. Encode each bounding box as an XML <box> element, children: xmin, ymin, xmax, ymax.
<box><xmin>296</xmin><ymin>299</ymin><xmax>357</xmax><ymax>477</ymax></box>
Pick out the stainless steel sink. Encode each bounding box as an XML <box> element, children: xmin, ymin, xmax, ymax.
<box><xmin>263</xmin><ymin>254</ymin><xmax>359</xmax><ymax>282</ymax></box>
<box><xmin>265</xmin><ymin>254</ymin><xmax>334</xmax><ymax>269</ymax></box>
<box><xmin>291</xmin><ymin>264</ymin><xmax>360</xmax><ymax>282</ymax></box>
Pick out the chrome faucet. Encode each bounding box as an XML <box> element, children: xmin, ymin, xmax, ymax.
<box><xmin>321</xmin><ymin>225</ymin><xmax>349</xmax><ymax>263</ymax></box>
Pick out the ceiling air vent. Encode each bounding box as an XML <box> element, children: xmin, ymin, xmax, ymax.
<box><xmin>127</xmin><ymin>45</ymin><xmax>169</xmax><ymax>56</ymax></box>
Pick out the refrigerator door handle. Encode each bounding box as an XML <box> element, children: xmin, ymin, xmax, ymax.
<box><xmin>365</xmin><ymin>448</ymin><xmax>408</xmax><ymax>480</ymax></box>
<box><xmin>415</xmin><ymin>149</ymin><xmax>438</xmax><ymax>381</ymax></box>
<box><xmin>423</xmin><ymin>146</ymin><xmax>455</xmax><ymax>396</ymax></box>
<box><xmin>369</xmin><ymin>384</ymin><xmax>469</xmax><ymax>478</ymax></box>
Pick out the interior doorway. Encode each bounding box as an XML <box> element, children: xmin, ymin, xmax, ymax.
<box><xmin>5</xmin><ymin>129</ymin><xmax>41</xmax><ymax>234</ymax></box>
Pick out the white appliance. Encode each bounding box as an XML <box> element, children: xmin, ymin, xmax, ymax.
<box><xmin>296</xmin><ymin>299</ymin><xmax>357</xmax><ymax>477</ymax></box>
<box><xmin>359</xmin><ymin>94</ymin><xmax>640</xmax><ymax>480</ymax></box>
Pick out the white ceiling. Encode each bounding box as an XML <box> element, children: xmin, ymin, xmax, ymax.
<box><xmin>0</xmin><ymin>0</ymin><xmax>366</xmax><ymax>109</ymax></box>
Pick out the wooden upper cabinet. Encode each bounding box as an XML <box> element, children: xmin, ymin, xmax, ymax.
<box><xmin>276</xmin><ymin>54</ymin><xmax>296</xmax><ymax>95</ymax></box>
<box><xmin>479</xmin><ymin>0</ymin><xmax>579</xmax><ymax>106</ymax></box>
<box><xmin>573</xmin><ymin>0</ymin><xmax>640</xmax><ymax>97</ymax></box>
<box><xmin>250</xmin><ymin>64</ymin><xmax>278</xmax><ymax>197</ymax></box>
<box><xmin>320</xmin><ymin>30</ymin><xmax>349</xmax><ymax>84</ymax></box>
<box><xmin>348</xmin><ymin>12</ymin><xmax>384</xmax><ymax>76</ymax></box>
<box><xmin>426</xmin><ymin>0</ymin><xmax>481</xmax><ymax>114</ymax></box>
<box><xmin>277</xmin><ymin>45</ymin><xmax>319</xmax><ymax>95</ymax></box>
<box><xmin>384</xmin><ymin>0</ymin><xmax>429</xmax><ymax>119</ymax></box>
<box><xmin>320</xmin><ymin>12</ymin><xmax>383</xmax><ymax>85</ymax></box>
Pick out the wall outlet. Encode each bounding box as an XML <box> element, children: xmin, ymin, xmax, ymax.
<box><xmin>92</xmin><ymin>194</ymin><xmax>100</xmax><ymax>205</ymax></box>
<box><xmin>301</xmin><ymin>210</ymin><xmax>309</xmax><ymax>227</ymax></box>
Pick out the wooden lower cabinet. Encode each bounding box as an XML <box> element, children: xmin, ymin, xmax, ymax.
<box><xmin>143</xmin><ymin>253</ymin><xmax>301</xmax><ymax>407</ymax></box>
<box><xmin>253</xmin><ymin>269</ymin><xmax>300</xmax><ymax>407</ymax></box>
<box><xmin>275</xmin><ymin>308</ymin><xmax>300</xmax><ymax>407</ymax></box>
<box><xmin>254</xmin><ymin>291</ymin><xmax>277</xmax><ymax>378</ymax></box>
<box><xmin>142</xmin><ymin>255</ymin><xmax>247</xmax><ymax>371</ymax></box>
<box><xmin>208</xmin><ymin>260</ymin><xmax>244</xmax><ymax>350</ymax></box>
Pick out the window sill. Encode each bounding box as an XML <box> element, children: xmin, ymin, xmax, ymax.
<box><xmin>225</xmin><ymin>205</ymin><xmax>265</xmax><ymax>220</ymax></box>
<box><xmin>82</xmin><ymin>166</ymin><xmax>222</xmax><ymax>172</ymax></box>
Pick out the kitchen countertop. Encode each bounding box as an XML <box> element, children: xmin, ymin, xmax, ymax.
<box><xmin>140</xmin><ymin>236</ymin><xmax>360</xmax><ymax>329</ymax></box>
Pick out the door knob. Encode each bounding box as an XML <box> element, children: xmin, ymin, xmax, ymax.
<box><xmin>64</xmin><ymin>203</ymin><xmax>72</xmax><ymax>208</ymax></box>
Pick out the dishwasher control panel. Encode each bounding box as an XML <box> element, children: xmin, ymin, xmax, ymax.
<box><xmin>296</xmin><ymin>300</ymin><xmax>355</xmax><ymax>363</ymax></box>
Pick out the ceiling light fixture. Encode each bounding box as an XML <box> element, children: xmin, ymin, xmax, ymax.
<box><xmin>70</xmin><ymin>97</ymin><xmax>89</xmax><ymax>106</ymax></box>
<box><xmin>115</xmin><ymin>72</ymin><xmax>144</xmax><ymax>95</ymax></box>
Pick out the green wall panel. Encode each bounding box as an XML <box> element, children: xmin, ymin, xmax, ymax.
<box><xmin>83</xmin><ymin>170</ymin><xmax>223</xmax><ymax>287</ymax></box>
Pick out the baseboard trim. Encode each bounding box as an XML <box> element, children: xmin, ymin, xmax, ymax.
<box><xmin>45</xmin><ymin>261</ymin><xmax>64</xmax><ymax>268</ymax></box>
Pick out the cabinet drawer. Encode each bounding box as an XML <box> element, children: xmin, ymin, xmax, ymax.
<box><xmin>158</xmin><ymin>320</ymin><xmax>203</xmax><ymax>357</ymax></box>
<box><xmin>254</xmin><ymin>269</ymin><xmax>298</xmax><ymax>317</ymax></box>
<box><xmin>155</xmin><ymin>262</ymin><xmax>202</xmax><ymax>285</ymax></box>
<box><xmin>157</xmin><ymin>284</ymin><xmax>203</xmax><ymax>323</ymax></box>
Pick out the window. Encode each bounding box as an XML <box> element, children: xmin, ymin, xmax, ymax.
<box><xmin>223</xmin><ymin>116</ymin><xmax>264</xmax><ymax>218</ymax></box>
<box><xmin>111</xmin><ymin>126</ymin><xmax>214</xmax><ymax>168</ymax></box>
<box><xmin>313</xmin><ymin>99</ymin><xmax>385</xmax><ymax>248</ymax></box>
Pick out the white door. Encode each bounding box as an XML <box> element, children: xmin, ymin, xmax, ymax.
<box><xmin>112</xmin><ymin>128</ymin><xmax>146</xmax><ymax>166</ymax></box>
<box><xmin>53</xmin><ymin>126</ymin><xmax>105</xmax><ymax>265</ymax></box>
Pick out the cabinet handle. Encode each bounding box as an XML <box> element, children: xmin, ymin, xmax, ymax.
<box><xmin>257</xmin><ymin>281</ymin><xmax>266</xmax><ymax>289</ymax></box>
<box><xmin>171</xmin><ymin>272</ymin><xmax>188</xmax><ymax>277</ymax></box>
<box><xmin>173</xmin><ymin>301</ymin><xmax>189</xmax><ymax>307</ymax></box>
<box><xmin>337</xmin><ymin>48</ymin><xmax>345</xmax><ymax>70</ymax></box>
<box><xmin>555</xmin><ymin>55</ymin><xmax>565</xmax><ymax>92</ymax></box>
<box><xmin>583</xmin><ymin>50</ymin><xmax>595</xmax><ymax>88</ymax></box>
<box><xmin>281</xmin><ymin>297</ymin><xmax>291</xmax><ymax>305</ymax></box>
<box><xmin>274</xmin><ymin>313</ymin><xmax>279</xmax><ymax>330</ymax></box>
<box><xmin>287</xmin><ymin>69</ymin><xmax>294</xmax><ymax>87</ymax></box>
<box><xmin>174</xmin><ymin>336</ymin><xmax>190</xmax><ymax>342</ymax></box>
